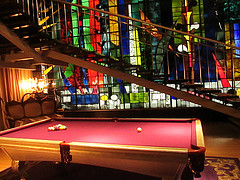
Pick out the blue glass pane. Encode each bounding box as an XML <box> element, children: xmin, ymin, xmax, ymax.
<box><xmin>234</xmin><ymin>23</ymin><xmax>240</xmax><ymax>58</ymax></box>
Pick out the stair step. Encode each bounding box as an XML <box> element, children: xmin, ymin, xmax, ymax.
<box><xmin>0</xmin><ymin>3</ymin><xmax>23</xmax><ymax>17</ymax></box>
<box><xmin>0</xmin><ymin>0</ymin><xmax>15</xmax><ymax>6</ymax></box>
<box><xmin>2</xmin><ymin>14</ymin><xmax>33</xmax><ymax>29</ymax></box>
<box><xmin>0</xmin><ymin>35</ymin><xmax>10</xmax><ymax>43</ymax></box>
<box><xmin>164</xmin><ymin>79</ymin><xmax>189</xmax><ymax>85</ymax></box>
<box><xmin>49</xmin><ymin>41</ymin><xmax>107</xmax><ymax>62</ymax></box>
<box><xmin>0</xmin><ymin>35</ymin><xmax>17</xmax><ymax>51</ymax></box>
<box><xmin>60</xmin><ymin>46</ymin><xmax>83</xmax><ymax>54</ymax></box>
<box><xmin>14</xmin><ymin>26</ymin><xmax>41</xmax><ymax>37</ymax></box>
<box><xmin>26</xmin><ymin>33</ymin><xmax>51</xmax><ymax>45</ymax></box>
<box><xmin>137</xmin><ymin>71</ymin><xmax>154</xmax><ymax>76</ymax></box>
<box><xmin>0</xmin><ymin>42</ymin><xmax>14</xmax><ymax>48</ymax></box>
<box><xmin>0</xmin><ymin>46</ymin><xmax>20</xmax><ymax>55</ymax></box>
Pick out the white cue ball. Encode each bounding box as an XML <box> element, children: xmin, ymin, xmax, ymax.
<box><xmin>137</xmin><ymin>127</ymin><xmax>142</xmax><ymax>132</ymax></box>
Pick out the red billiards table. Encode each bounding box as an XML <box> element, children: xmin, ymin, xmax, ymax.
<box><xmin>0</xmin><ymin>117</ymin><xmax>205</xmax><ymax>179</ymax></box>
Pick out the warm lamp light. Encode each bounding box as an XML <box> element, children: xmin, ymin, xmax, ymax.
<box><xmin>20</xmin><ymin>78</ymin><xmax>48</xmax><ymax>93</ymax></box>
<box><xmin>20</xmin><ymin>78</ymin><xmax>37</xmax><ymax>93</ymax></box>
<box><xmin>38</xmin><ymin>81</ymin><xmax>45</xmax><ymax>89</ymax></box>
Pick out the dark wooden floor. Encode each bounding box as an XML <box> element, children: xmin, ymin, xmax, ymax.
<box><xmin>202</xmin><ymin>116</ymin><xmax>240</xmax><ymax>159</ymax></box>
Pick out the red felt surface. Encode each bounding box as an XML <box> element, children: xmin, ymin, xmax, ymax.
<box><xmin>0</xmin><ymin>119</ymin><xmax>196</xmax><ymax>148</ymax></box>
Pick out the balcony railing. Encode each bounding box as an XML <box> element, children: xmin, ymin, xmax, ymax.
<box><xmin>4</xmin><ymin>0</ymin><xmax>240</xmax><ymax>110</ymax></box>
<box><xmin>27</xmin><ymin>0</ymin><xmax>239</xmax><ymax>87</ymax></box>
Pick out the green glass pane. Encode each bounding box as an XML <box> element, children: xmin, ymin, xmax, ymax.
<box><xmin>121</xmin><ymin>93</ymin><xmax>130</xmax><ymax>103</ymax></box>
<box><xmin>64</xmin><ymin>64</ymin><xmax>74</xmax><ymax>78</ymax></box>
<box><xmin>139</xmin><ymin>92</ymin><xmax>149</xmax><ymax>103</ymax></box>
<box><xmin>130</xmin><ymin>93</ymin><xmax>139</xmax><ymax>103</ymax></box>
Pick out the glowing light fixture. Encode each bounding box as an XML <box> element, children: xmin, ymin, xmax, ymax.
<box><xmin>20</xmin><ymin>78</ymin><xmax>49</xmax><ymax>93</ymax></box>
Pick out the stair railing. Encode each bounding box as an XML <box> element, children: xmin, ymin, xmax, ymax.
<box><xmin>15</xmin><ymin>0</ymin><xmax>240</xmax><ymax>96</ymax></box>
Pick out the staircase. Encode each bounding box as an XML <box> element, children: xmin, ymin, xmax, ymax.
<box><xmin>0</xmin><ymin>0</ymin><xmax>240</xmax><ymax>119</ymax></box>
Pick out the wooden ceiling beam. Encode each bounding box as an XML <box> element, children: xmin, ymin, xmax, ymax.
<box><xmin>0</xmin><ymin>21</ymin><xmax>46</xmax><ymax>63</ymax></box>
<box><xmin>0</xmin><ymin>52</ymin><xmax>32</xmax><ymax>62</ymax></box>
<box><xmin>0</xmin><ymin>50</ymin><xmax>68</xmax><ymax>66</ymax></box>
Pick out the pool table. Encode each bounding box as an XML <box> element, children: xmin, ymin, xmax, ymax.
<box><xmin>0</xmin><ymin>117</ymin><xmax>205</xmax><ymax>179</ymax></box>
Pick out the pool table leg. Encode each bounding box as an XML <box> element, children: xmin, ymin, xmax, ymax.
<box><xmin>11</xmin><ymin>160</ymin><xmax>26</xmax><ymax>171</ymax></box>
<box><xmin>11</xmin><ymin>160</ymin><xmax>20</xmax><ymax>171</ymax></box>
<box><xmin>181</xmin><ymin>165</ymin><xmax>194</xmax><ymax>180</ymax></box>
<box><xmin>60</xmin><ymin>143</ymin><xmax>72</xmax><ymax>164</ymax></box>
<box><xmin>188</xmin><ymin>146</ymin><xmax>205</xmax><ymax>178</ymax></box>
<box><xmin>11</xmin><ymin>160</ymin><xmax>28</xmax><ymax>180</ymax></box>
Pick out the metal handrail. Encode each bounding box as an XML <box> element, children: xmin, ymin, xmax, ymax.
<box><xmin>51</xmin><ymin>0</ymin><xmax>240</xmax><ymax>51</ymax></box>
<box><xmin>34</xmin><ymin>0</ymin><xmax>238</xmax><ymax>88</ymax></box>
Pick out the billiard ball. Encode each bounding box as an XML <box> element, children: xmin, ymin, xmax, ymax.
<box><xmin>48</xmin><ymin>127</ymin><xmax>55</xmax><ymax>131</ymax></box>
<box><xmin>48</xmin><ymin>124</ymin><xmax>67</xmax><ymax>131</ymax></box>
<box><xmin>59</xmin><ymin>125</ymin><xmax>67</xmax><ymax>130</ymax></box>
<box><xmin>137</xmin><ymin>127</ymin><xmax>142</xmax><ymax>133</ymax></box>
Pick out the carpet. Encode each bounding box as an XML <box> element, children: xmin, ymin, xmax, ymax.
<box><xmin>0</xmin><ymin>157</ymin><xmax>239</xmax><ymax>180</ymax></box>
<box><xmin>195</xmin><ymin>157</ymin><xmax>240</xmax><ymax>180</ymax></box>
